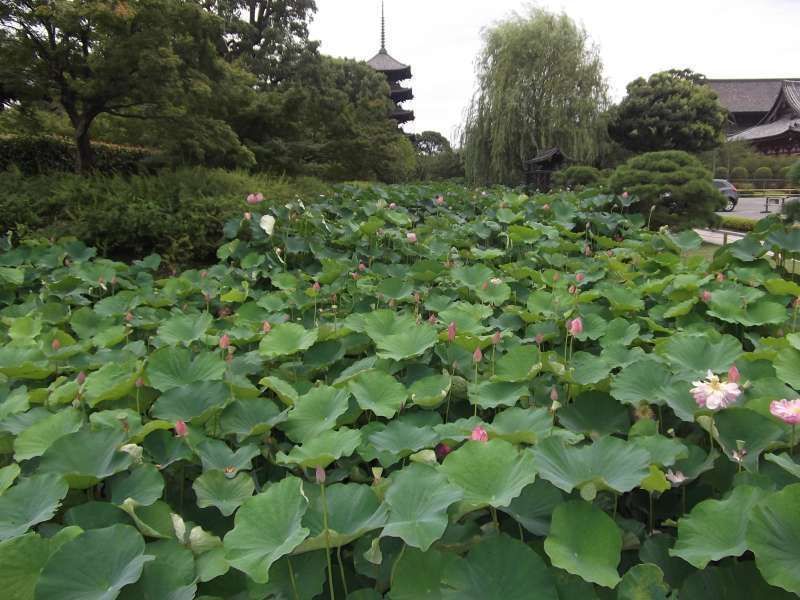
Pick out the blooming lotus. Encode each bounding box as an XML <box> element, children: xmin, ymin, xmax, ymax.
<box><xmin>470</xmin><ymin>425</ymin><xmax>488</xmax><ymax>442</ymax></box>
<box><xmin>769</xmin><ymin>399</ymin><xmax>800</xmax><ymax>425</ymax></box>
<box><xmin>434</xmin><ymin>195</ymin><xmax>445</xmax><ymax>206</ymax></box>
<box><xmin>389</xmin><ymin>202</ymin><xmax>397</xmax><ymax>209</ymax></box>
<box><xmin>568</xmin><ymin>317</ymin><xmax>583</xmax><ymax>336</ymax></box>
<box><xmin>666</xmin><ymin>469</ymin><xmax>687</xmax><ymax>485</ymax></box>
<box><xmin>260</xmin><ymin>214</ymin><xmax>276</xmax><ymax>236</ymax></box>
<box><xmin>490</xmin><ymin>277</ymin><xmax>502</xmax><ymax>285</ymax></box>
<box><xmin>406</xmin><ymin>232</ymin><xmax>417</xmax><ymax>243</ymax></box>
<box><xmin>690</xmin><ymin>370</ymin><xmax>741</xmax><ymax>410</ymax></box>
<box><xmin>262</xmin><ymin>321</ymin><xmax>272</xmax><ymax>333</ymax></box>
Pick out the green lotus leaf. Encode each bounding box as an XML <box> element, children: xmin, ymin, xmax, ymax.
<box><xmin>671</xmin><ymin>484</ymin><xmax>767</xmax><ymax>568</ymax></box>
<box><xmin>666</xmin><ymin>229</ymin><xmax>703</xmax><ymax>252</ymax></box>
<box><xmin>658</xmin><ymin>333</ymin><xmax>742</xmax><ymax>377</ymax></box>
<box><xmin>119</xmin><ymin>500</ymin><xmax>174</xmax><ymax>539</ymax></box>
<box><xmin>257</xmin><ymin>551</ymin><xmax>327</xmax><ymax>600</ymax></box>
<box><xmin>259</xmin><ymin>375</ymin><xmax>300</xmax><ymax>406</ymax></box>
<box><xmin>375</xmin><ymin>326</ymin><xmax>438</xmax><ymax>361</ymax></box>
<box><xmin>499</xmin><ymin>479</ymin><xmax>564</xmax><ymax>536</ymax></box>
<box><xmin>0</xmin><ymin>464</ymin><xmax>20</xmax><ymax>494</ymax></box>
<box><xmin>156</xmin><ymin>312</ymin><xmax>213</xmax><ymax>346</ymax></box>
<box><xmin>388</xmin><ymin>546</ymin><xmax>454</xmax><ymax>600</ymax></box>
<box><xmin>765</xmin><ymin>452</ymin><xmax>800</xmax><ymax>478</ymax></box>
<box><xmin>610</xmin><ymin>357</ymin><xmax>671</xmax><ymax>406</ymax></box>
<box><xmin>223</xmin><ymin>476</ymin><xmax>310</xmax><ymax>584</ymax></box>
<box><xmin>714</xmin><ymin>408</ymin><xmax>785</xmax><ymax>472</ymax></box>
<box><xmin>488</xmin><ymin>407</ymin><xmax>554</xmax><ymax>445</ymax></box>
<box><xmin>279</xmin><ymin>385</ymin><xmax>350</xmax><ymax>443</ymax></box>
<box><xmin>617</xmin><ymin>563</ymin><xmax>669</xmax><ymax>600</ymax></box>
<box><xmin>376</xmin><ymin>277</ymin><xmax>413</xmax><ymax>300</ymax></box>
<box><xmin>775</xmin><ymin>347</ymin><xmax>800</xmax><ymax>389</ymax></box>
<box><xmin>765</xmin><ymin>277</ymin><xmax>800</xmax><ymax>296</ymax></box>
<box><xmin>295</xmin><ymin>483</ymin><xmax>387</xmax><ymax>552</ymax></box>
<box><xmin>347</xmin><ymin>371</ymin><xmax>407</xmax><ymax>418</ymax></box>
<box><xmin>544</xmin><ymin>500</ymin><xmax>622</xmax><ymax>588</ymax></box>
<box><xmin>600</xmin><ymin>318</ymin><xmax>639</xmax><ymax>347</ymax></box>
<box><xmin>532</xmin><ymin>436</ymin><xmax>650</xmax><ymax>496</ymax></box>
<box><xmin>145</xmin><ymin>347</ymin><xmax>226</xmax><ymax>392</ymax></box>
<box><xmin>450</xmin><ymin>264</ymin><xmax>494</xmax><ymax>290</ymax></box>
<box><xmin>276</xmin><ymin>428</ymin><xmax>361</xmax><ymax>469</ymax></box>
<box><xmin>467</xmin><ymin>381</ymin><xmax>528</xmax><ymax>409</ymax></box>
<box><xmin>601</xmin><ymin>285</ymin><xmax>645</xmax><ymax>312</ymax></box>
<box><xmin>382</xmin><ymin>464</ymin><xmax>462</xmax><ymax>551</ymax></box>
<box><xmin>679</xmin><ymin>561</ymin><xmax>796</xmax><ymax>600</ymax></box>
<box><xmin>194</xmin><ymin>471</ymin><xmax>255</xmax><ymax>517</ymax></box>
<box><xmin>141</xmin><ymin>430</ymin><xmax>193</xmax><ymax>469</ymax></box>
<box><xmin>150</xmin><ymin>381</ymin><xmax>230</xmax><ymax>423</ymax></box>
<box><xmin>492</xmin><ymin>345</ymin><xmax>541</xmax><ymax>382</ymax></box>
<box><xmin>39</xmin><ymin>427</ymin><xmax>133</xmax><ymax>489</ymax></box>
<box><xmin>475</xmin><ymin>281</ymin><xmax>511</xmax><ymax>305</ymax></box>
<box><xmin>440</xmin><ymin>439</ymin><xmax>537</xmax><ymax>508</ymax></box>
<box><xmin>767</xmin><ymin>228</ymin><xmax>800</xmax><ymax>252</ymax></box>
<box><xmin>258</xmin><ymin>323</ymin><xmax>318</xmax><ymax>360</ymax></box>
<box><xmin>367</xmin><ymin>420</ymin><xmax>438</xmax><ymax>465</ymax></box>
<box><xmin>197</xmin><ymin>439</ymin><xmax>260</xmax><ymax>474</ymax></box>
<box><xmin>117</xmin><ymin>539</ymin><xmax>196</xmax><ymax>600</ymax></box>
<box><xmin>443</xmin><ymin>534</ymin><xmax>558</xmax><ymax>600</ymax></box>
<box><xmin>409</xmin><ymin>374</ymin><xmax>451</xmax><ymax>408</ymax></box>
<box><xmin>629</xmin><ymin>434</ymin><xmax>689</xmax><ymax>467</ymax></box>
<box><xmin>0</xmin><ymin>344</ymin><xmax>54</xmax><ymax>380</ymax></box>
<box><xmin>0</xmin><ymin>474</ymin><xmax>68</xmax><ymax>541</ymax></box>
<box><xmin>65</xmin><ymin>501</ymin><xmax>131</xmax><ymax>531</ymax></box>
<box><xmin>558</xmin><ymin>391</ymin><xmax>630</xmax><ymax>436</ymax></box>
<box><xmin>34</xmin><ymin>524</ymin><xmax>151</xmax><ymax>599</ymax></box>
<box><xmin>219</xmin><ymin>397</ymin><xmax>285</xmax><ymax>438</ymax></box>
<box><xmin>356</xmin><ymin>310</ymin><xmax>415</xmax><ymax>340</ymax></box>
<box><xmin>746</xmin><ymin>482</ymin><xmax>800</xmax><ymax>594</ymax></box>
<box><xmin>707</xmin><ymin>289</ymin><xmax>787</xmax><ymax>326</ymax></box>
<box><xmin>438</xmin><ymin>302</ymin><xmax>491</xmax><ymax>335</ymax></box>
<box><xmin>109</xmin><ymin>464</ymin><xmax>165</xmax><ymax>507</ymax></box>
<box><xmin>13</xmin><ymin>407</ymin><xmax>83</xmax><ymax>461</ymax></box>
<box><xmin>569</xmin><ymin>351</ymin><xmax>612</xmax><ymax>385</ymax></box>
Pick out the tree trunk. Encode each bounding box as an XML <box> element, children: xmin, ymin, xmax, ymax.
<box><xmin>75</xmin><ymin>118</ymin><xmax>95</xmax><ymax>174</ymax></box>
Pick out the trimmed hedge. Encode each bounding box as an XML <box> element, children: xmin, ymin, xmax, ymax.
<box><xmin>552</xmin><ymin>165</ymin><xmax>604</xmax><ymax>189</ymax></box>
<box><xmin>730</xmin><ymin>166</ymin><xmax>749</xmax><ymax>180</ymax></box>
<box><xmin>0</xmin><ymin>168</ymin><xmax>329</xmax><ymax>268</ymax></box>
<box><xmin>719</xmin><ymin>215</ymin><xmax>757</xmax><ymax>232</ymax></box>
<box><xmin>0</xmin><ymin>135</ymin><xmax>155</xmax><ymax>174</ymax></box>
<box><xmin>714</xmin><ymin>166</ymin><xmax>729</xmax><ymax>179</ymax></box>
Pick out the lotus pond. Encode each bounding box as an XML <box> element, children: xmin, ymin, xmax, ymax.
<box><xmin>1</xmin><ymin>184</ymin><xmax>800</xmax><ymax>599</ymax></box>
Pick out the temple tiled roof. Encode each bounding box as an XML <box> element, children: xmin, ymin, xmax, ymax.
<box><xmin>706</xmin><ymin>79</ymin><xmax>785</xmax><ymax>113</ymax></box>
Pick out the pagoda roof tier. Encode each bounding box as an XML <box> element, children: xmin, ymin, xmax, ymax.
<box><xmin>390</xmin><ymin>85</ymin><xmax>413</xmax><ymax>103</ymax></box>
<box><xmin>391</xmin><ymin>108</ymin><xmax>415</xmax><ymax>124</ymax></box>
<box><xmin>367</xmin><ymin>50</ymin><xmax>411</xmax><ymax>80</ymax></box>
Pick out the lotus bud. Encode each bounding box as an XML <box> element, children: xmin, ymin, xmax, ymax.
<box><xmin>406</xmin><ymin>232</ymin><xmax>417</xmax><ymax>243</ymax></box>
<box><xmin>219</xmin><ymin>334</ymin><xmax>231</xmax><ymax>350</ymax></box>
<box><xmin>428</xmin><ymin>314</ymin><xmax>438</xmax><ymax>325</ymax></box>
<box><xmin>473</xmin><ymin>347</ymin><xmax>483</xmax><ymax>363</ymax></box>
<box><xmin>389</xmin><ymin>202</ymin><xmax>397</xmax><ymax>209</ymax></box>
<box><xmin>243</xmin><ymin>212</ymin><xmax>252</xmax><ymax>221</ymax></box>
<box><xmin>435</xmin><ymin>195</ymin><xmax>445</xmax><ymax>206</ymax></box>
<box><xmin>312</xmin><ymin>281</ymin><xmax>321</xmax><ymax>292</ymax></box>
<box><xmin>716</xmin><ymin>272</ymin><xmax>725</xmax><ymax>283</ymax></box>
<box><xmin>584</xmin><ymin>245</ymin><xmax>592</xmax><ymax>257</ymax></box>
<box><xmin>542</xmin><ymin>203</ymin><xmax>550</xmax><ymax>210</ymax></box>
<box><xmin>535</xmin><ymin>333</ymin><xmax>544</xmax><ymax>345</ymax></box>
<box><xmin>568</xmin><ymin>284</ymin><xmax>577</xmax><ymax>295</ymax></box>
<box><xmin>447</xmin><ymin>321</ymin><xmax>457</xmax><ymax>342</ymax></box>
<box><xmin>728</xmin><ymin>365</ymin><xmax>740</xmax><ymax>383</ymax></box>
<box><xmin>125</xmin><ymin>311</ymin><xmax>134</xmax><ymax>322</ymax></box>
<box><xmin>51</xmin><ymin>339</ymin><xmax>61</xmax><ymax>351</ymax></box>
<box><xmin>262</xmin><ymin>321</ymin><xmax>272</xmax><ymax>333</ymax></box>
<box><xmin>701</xmin><ymin>290</ymin><xmax>712</xmax><ymax>303</ymax></box>
<box><xmin>174</xmin><ymin>420</ymin><xmax>189</xmax><ymax>438</ymax></box>
<box><xmin>315</xmin><ymin>466</ymin><xmax>326</xmax><ymax>484</ymax></box>
<box><xmin>76</xmin><ymin>371</ymin><xmax>86</xmax><ymax>385</ymax></box>
<box><xmin>575</xmin><ymin>273</ymin><xmax>585</xmax><ymax>283</ymax></box>
<box><xmin>622</xmin><ymin>191</ymin><xmax>629</xmax><ymax>199</ymax></box>
<box><xmin>358</xmin><ymin>262</ymin><xmax>366</xmax><ymax>272</ymax></box>
<box><xmin>470</xmin><ymin>425</ymin><xmax>488</xmax><ymax>442</ymax></box>
<box><xmin>550</xmin><ymin>386</ymin><xmax>559</xmax><ymax>402</ymax></box>
<box><xmin>568</xmin><ymin>317</ymin><xmax>583</xmax><ymax>336</ymax></box>
<box><xmin>435</xmin><ymin>442</ymin><xmax>452</xmax><ymax>462</ymax></box>
<box><xmin>491</xmin><ymin>330</ymin><xmax>502</xmax><ymax>346</ymax></box>
<box><xmin>135</xmin><ymin>377</ymin><xmax>144</xmax><ymax>388</ymax></box>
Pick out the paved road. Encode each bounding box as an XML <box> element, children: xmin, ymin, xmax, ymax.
<box><xmin>717</xmin><ymin>196</ymin><xmax>787</xmax><ymax>220</ymax></box>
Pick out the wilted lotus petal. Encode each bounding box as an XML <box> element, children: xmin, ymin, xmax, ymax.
<box><xmin>260</xmin><ymin>214</ymin><xmax>276</xmax><ymax>235</ymax></box>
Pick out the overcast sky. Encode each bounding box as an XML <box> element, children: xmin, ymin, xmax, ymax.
<box><xmin>308</xmin><ymin>0</ymin><xmax>800</xmax><ymax>142</ymax></box>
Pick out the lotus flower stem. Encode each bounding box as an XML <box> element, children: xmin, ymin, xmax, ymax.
<box><xmin>792</xmin><ymin>424</ymin><xmax>796</xmax><ymax>455</ymax></box>
<box><xmin>681</xmin><ymin>486</ymin><xmax>686</xmax><ymax>515</ymax></box>
<box><xmin>389</xmin><ymin>542</ymin><xmax>406</xmax><ymax>589</ymax></box>
<box><xmin>648</xmin><ymin>492</ymin><xmax>655</xmax><ymax>534</ymax></box>
<box><xmin>517</xmin><ymin>521</ymin><xmax>525</xmax><ymax>542</ymax></box>
<box><xmin>320</xmin><ymin>481</ymin><xmax>336</xmax><ymax>600</ymax></box>
<box><xmin>490</xmin><ymin>506</ymin><xmax>500</xmax><ymax>530</ymax></box>
<box><xmin>287</xmin><ymin>557</ymin><xmax>300</xmax><ymax>600</ymax></box>
<box><xmin>336</xmin><ymin>546</ymin><xmax>348</xmax><ymax>596</ymax></box>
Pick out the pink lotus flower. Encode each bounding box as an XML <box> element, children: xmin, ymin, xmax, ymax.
<box><xmin>389</xmin><ymin>202</ymin><xmax>397</xmax><ymax>209</ymax></box>
<box><xmin>358</xmin><ymin>262</ymin><xmax>366</xmax><ymax>272</ymax></box>
<box><xmin>406</xmin><ymin>233</ymin><xmax>417</xmax><ymax>243</ymax></box>
<box><xmin>219</xmin><ymin>334</ymin><xmax>230</xmax><ymax>350</ymax></box>
<box><xmin>568</xmin><ymin>284</ymin><xmax>577</xmax><ymax>294</ymax></box>
<box><xmin>435</xmin><ymin>195</ymin><xmax>445</xmax><ymax>206</ymax></box>
<box><xmin>312</xmin><ymin>281</ymin><xmax>321</xmax><ymax>292</ymax></box>
<box><xmin>728</xmin><ymin>365</ymin><xmax>740</xmax><ymax>384</ymax></box>
<box><xmin>716</xmin><ymin>272</ymin><xmax>725</xmax><ymax>283</ymax></box>
<box><xmin>315</xmin><ymin>466</ymin><xmax>326</xmax><ymax>484</ymax></box>
<box><xmin>568</xmin><ymin>317</ymin><xmax>583</xmax><ymax>336</ymax></box>
<box><xmin>135</xmin><ymin>377</ymin><xmax>144</xmax><ymax>388</ymax></box>
<box><xmin>447</xmin><ymin>321</ymin><xmax>457</xmax><ymax>343</ymax></box>
<box><xmin>622</xmin><ymin>191</ymin><xmax>629</xmax><ymax>199</ymax></box>
<box><xmin>76</xmin><ymin>371</ymin><xmax>86</xmax><ymax>385</ymax></box>
<box><xmin>473</xmin><ymin>347</ymin><xmax>483</xmax><ymax>362</ymax></box>
<box><xmin>666</xmin><ymin>469</ymin><xmax>687</xmax><ymax>485</ymax></box>
<box><xmin>583</xmin><ymin>245</ymin><xmax>592</xmax><ymax>257</ymax></box>
<box><xmin>700</xmin><ymin>290</ymin><xmax>712</xmax><ymax>303</ymax></box>
<box><xmin>691</xmin><ymin>370</ymin><xmax>741</xmax><ymax>410</ymax></box>
<box><xmin>491</xmin><ymin>330</ymin><xmax>502</xmax><ymax>346</ymax></box>
<box><xmin>435</xmin><ymin>442</ymin><xmax>452</xmax><ymax>462</ymax></box>
<box><xmin>262</xmin><ymin>321</ymin><xmax>272</xmax><ymax>334</ymax></box>
<box><xmin>246</xmin><ymin>193</ymin><xmax>264</xmax><ymax>205</ymax></box>
<box><xmin>769</xmin><ymin>399</ymin><xmax>800</xmax><ymax>425</ymax></box>
<box><xmin>575</xmin><ymin>273</ymin><xmax>585</xmax><ymax>283</ymax></box>
<box><xmin>51</xmin><ymin>339</ymin><xmax>61</xmax><ymax>351</ymax></box>
<box><xmin>428</xmin><ymin>313</ymin><xmax>438</xmax><ymax>325</ymax></box>
<box><xmin>550</xmin><ymin>386</ymin><xmax>559</xmax><ymax>402</ymax></box>
<box><xmin>542</xmin><ymin>203</ymin><xmax>550</xmax><ymax>210</ymax></box>
<box><xmin>470</xmin><ymin>425</ymin><xmax>488</xmax><ymax>442</ymax></box>
<box><xmin>175</xmin><ymin>420</ymin><xmax>189</xmax><ymax>438</ymax></box>
<box><xmin>125</xmin><ymin>311</ymin><xmax>134</xmax><ymax>322</ymax></box>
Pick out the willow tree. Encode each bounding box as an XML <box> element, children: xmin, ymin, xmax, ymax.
<box><xmin>463</xmin><ymin>8</ymin><xmax>609</xmax><ymax>186</ymax></box>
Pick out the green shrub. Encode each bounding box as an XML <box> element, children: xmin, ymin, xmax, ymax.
<box><xmin>608</xmin><ymin>150</ymin><xmax>724</xmax><ymax>229</ymax></box>
<box><xmin>0</xmin><ymin>135</ymin><xmax>155</xmax><ymax>174</ymax></box>
<box><xmin>753</xmin><ymin>166</ymin><xmax>774</xmax><ymax>180</ymax></box>
<box><xmin>730</xmin><ymin>166</ymin><xmax>749</xmax><ymax>180</ymax></box>
<box><xmin>714</xmin><ymin>166</ymin><xmax>729</xmax><ymax>179</ymax></box>
<box><xmin>719</xmin><ymin>215</ymin><xmax>757</xmax><ymax>232</ymax></box>
<box><xmin>789</xmin><ymin>161</ymin><xmax>800</xmax><ymax>187</ymax></box>
<box><xmin>554</xmin><ymin>165</ymin><xmax>604</xmax><ymax>189</ymax></box>
<box><xmin>779</xmin><ymin>166</ymin><xmax>792</xmax><ymax>183</ymax></box>
<box><xmin>782</xmin><ymin>197</ymin><xmax>800</xmax><ymax>223</ymax></box>
<box><xmin>0</xmin><ymin>168</ymin><xmax>329</xmax><ymax>268</ymax></box>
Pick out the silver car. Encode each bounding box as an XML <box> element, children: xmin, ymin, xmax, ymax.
<box><xmin>713</xmin><ymin>179</ymin><xmax>738</xmax><ymax>212</ymax></box>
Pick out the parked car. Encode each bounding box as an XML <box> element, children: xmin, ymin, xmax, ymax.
<box><xmin>713</xmin><ymin>179</ymin><xmax>738</xmax><ymax>212</ymax></box>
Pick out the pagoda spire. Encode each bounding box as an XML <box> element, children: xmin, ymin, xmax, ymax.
<box><xmin>380</xmin><ymin>1</ymin><xmax>386</xmax><ymax>53</ymax></box>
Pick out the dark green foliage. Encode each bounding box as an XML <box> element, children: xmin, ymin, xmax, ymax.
<box><xmin>781</xmin><ymin>198</ymin><xmax>800</xmax><ymax>224</ymax></box>
<box><xmin>411</xmin><ymin>131</ymin><xmax>463</xmax><ymax>181</ymax></box>
<box><xmin>789</xmin><ymin>161</ymin><xmax>800</xmax><ymax>186</ymax></box>
<box><xmin>608</xmin><ymin>150</ymin><xmax>725</xmax><ymax>229</ymax></box>
<box><xmin>715</xmin><ymin>167</ymin><xmax>729</xmax><ymax>179</ymax></box>
<box><xmin>0</xmin><ymin>169</ymin><xmax>329</xmax><ymax>268</ymax></box>
<box><xmin>609</xmin><ymin>69</ymin><xmax>727</xmax><ymax>153</ymax></box>
<box><xmin>552</xmin><ymin>165</ymin><xmax>604</xmax><ymax>189</ymax></box>
<box><xmin>753</xmin><ymin>166</ymin><xmax>774</xmax><ymax>180</ymax></box>
<box><xmin>463</xmin><ymin>7</ymin><xmax>609</xmax><ymax>185</ymax></box>
<box><xmin>0</xmin><ymin>136</ymin><xmax>154</xmax><ymax>175</ymax></box>
<box><xmin>731</xmin><ymin>167</ymin><xmax>749</xmax><ymax>180</ymax></box>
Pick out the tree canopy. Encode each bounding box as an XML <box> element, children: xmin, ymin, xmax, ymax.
<box><xmin>462</xmin><ymin>7</ymin><xmax>609</xmax><ymax>186</ymax></box>
<box><xmin>608</xmin><ymin>69</ymin><xmax>728</xmax><ymax>154</ymax></box>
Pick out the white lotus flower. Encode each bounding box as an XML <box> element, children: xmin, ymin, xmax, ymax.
<box><xmin>260</xmin><ymin>214</ymin><xmax>276</xmax><ymax>236</ymax></box>
<box><xmin>171</xmin><ymin>512</ymin><xmax>187</xmax><ymax>543</ymax></box>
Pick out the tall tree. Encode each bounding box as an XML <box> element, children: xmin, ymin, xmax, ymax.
<box><xmin>608</xmin><ymin>69</ymin><xmax>727</xmax><ymax>153</ymax></box>
<box><xmin>462</xmin><ymin>7</ymin><xmax>609</xmax><ymax>186</ymax></box>
<box><xmin>0</xmin><ymin>0</ymin><xmax>250</xmax><ymax>172</ymax></box>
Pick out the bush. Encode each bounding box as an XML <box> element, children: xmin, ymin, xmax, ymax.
<box><xmin>0</xmin><ymin>168</ymin><xmax>330</xmax><ymax>268</ymax></box>
<box><xmin>730</xmin><ymin>166</ymin><xmax>749</xmax><ymax>180</ymax></box>
<box><xmin>753</xmin><ymin>166</ymin><xmax>774</xmax><ymax>180</ymax></box>
<box><xmin>608</xmin><ymin>150</ymin><xmax>724</xmax><ymax>229</ymax></box>
<box><xmin>782</xmin><ymin>197</ymin><xmax>800</xmax><ymax>223</ymax></box>
<box><xmin>789</xmin><ymin>161</ymin><xmax>800</xmax><ymax>187</ymax></box>
<box><xmin>714</xmin><ymin>166</ymin><xmax>729</xmax><ymax>179</ymax></box>
<box><xmin>0</xmin><ymin>135</ymin><xmax>155</xmax><ymax>174</ymax></box>
<box><xmin>779</xmin><ymin>166</ymin><xmax>792</xmax><ymax>183</ymax></box>
<box><xmin>719</xmin><ymin>215</ymin><xmax>757</xmax><ymax>232</ymax></box>
<box><xmin>553</xmin><ymin>165</ymin><xmax>604</xmax><ymax>189</ymax></box>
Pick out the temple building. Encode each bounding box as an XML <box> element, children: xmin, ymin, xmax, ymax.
<box><xmin>707</xmin><ymin>79</ymin><xmax>800</xmax><ymax>155</ymax></box>
<box><xmin>366</xmin><ymin>2</ymin><xmax>414</xmax><ymax>125</ymax></box>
